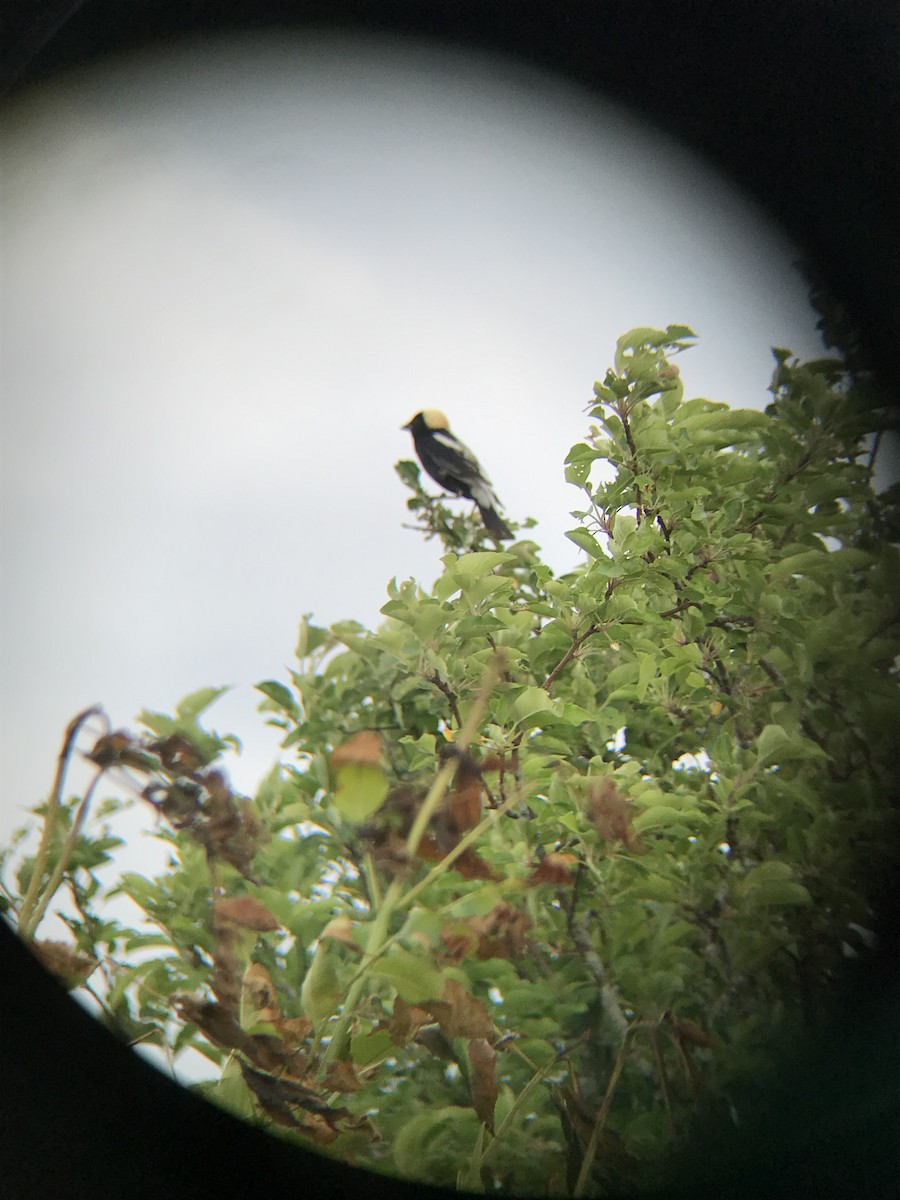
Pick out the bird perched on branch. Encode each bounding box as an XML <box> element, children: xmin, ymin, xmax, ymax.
<box><xmin>402</xmin><ymin>409</ymin><xmax>513</xmax><ymax>540</ymax></box>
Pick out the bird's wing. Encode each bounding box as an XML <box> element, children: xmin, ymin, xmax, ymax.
<box><xmin>429</xmin><ymin>429</ymin><xmax>495</xmax><ymax>489</ymax></box>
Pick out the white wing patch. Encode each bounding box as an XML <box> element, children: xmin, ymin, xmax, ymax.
<box><xmin>433</xmin><ymin>429</ymin><xmax>488</xmax><ymax>476</ymax></box>
<box><xmin>471</xmin><ymin>479</ymin><xmax>501</xmax><ymax>510</ymax></box>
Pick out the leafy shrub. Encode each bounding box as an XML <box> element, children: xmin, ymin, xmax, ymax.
<box><xmin>4</xmin><ymin>325</ymin><xmax>898</xmax><ymax>1195</ymax></box>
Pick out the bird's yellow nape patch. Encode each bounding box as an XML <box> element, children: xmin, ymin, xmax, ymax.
<box><xmin>421</xmin><ymin>408</ymin><xmax>449</xmax><ymax>431</ymax></box>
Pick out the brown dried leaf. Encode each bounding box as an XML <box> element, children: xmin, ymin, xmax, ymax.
<box><xmin>416</xmin><ymin>833</ymin><xmax>444</xmax><ymax>863</ymax></box>
<box><xmin>141</xmin><ymin>779</ymin><xmax>203</xmax><ymax>827</ymax></box>
<box><xmin>204</xmin><ymin>768</ymin><xmax>234</xmax><ymax>806</ymax></box>
<box><xmin>439</xmin><ymin>923</ymin><xmax>479</xmax><ymax>964</ymax></box>
<box><xmin>479</xmin><ymin>753</ymin><xmax>511</xmax><ymax>773</ymax></box>
<box><xmin>319</xmin><ymin>915</ymin><xmax>362</xmax><ymax>951</ymax></box>
<box><xmin>273</xmin><ymin>1015</ymin><xmax>313</xmax><ymax>1047</ymax></box>
<box><xmin>243</xmin><ymin>962</ymin><xmax>280</xmax><ymax>1021</ymax></box>
<box><xmin>332</xmin><ymin>730</ymin><xmax>384</xmax><ymax>769</ymax></box>
<box><xmin>442</xmin><ymin>748</ymin><xmax>486</xmax><ymax>833</ymax></box>
<box><xmin>240</xmin><ymin>1061</ymin><xmax>348</xmax><ymax>1138</ymax></box>
<box><xmin>149</xmin><ymin>733</ymin><xmax>207</xmax><ymax>775</ymax></box>
<box><xmin>246</xmin><ymin>1033</ymin><xmax>293</xmax><ymax>1072</ymax></box>
<box><xmin>341</xmin><ymin>1113</ymin><xmax>379</xmax><ymax>1142</ymax></box>
<box><xmin>526</xmin><ymin>852</ymin><xmax>578</xmax><ymax>887</ymax></box>
<box><xmin>213</xmin><ymin>896</ymin><xmax>280</xmax><ymax>931</ymax></box>
<box><xmin>555</xmin><ymin>1080</ymin><xmax>639</xmax><ymax>1185</ymax></box>
<box><xmin>186</xmin><ymin>778</ymin><xmax>265</xmax><ymax>882</ymax></box>
<box><xmin>415</xmin><ymin>1024</ymin><xmax>456</xmax><ymax>1061</ymax></box>
<box><xmin>358</xmin><ymin>784</ymin><xmax>422</xmax><ymax>877</ymax></box>
<box><xmin>31</xmin><ymin>940</ymin><xmax>98</xmax><ymax>988</ymax></box>
<box><xmin>451</xmin><ymin>846</ymin><xmax>501</xmax><ymax>882</ymax></box>
<box><xmin>210</xmin><ymin>933</ymin><xmax>242</xmax><ymax>1015</ymax></box>
<box><xmin>323</xmin><ymin>1060</ymin><xmax>364</xmax><ymax>1093</ymax></box>
<box><xmin>556</xmin><ymin>1082</ymin><xmax>596</xmax><ymax>1148</ymax></box>
<box><xmin>428</xmin><ymin>978</ymin><xmax>494</xmax><ymax>1040</ymax></box>
<box><xmin>466</xmin><ymin>903</ymin><xmax>531</xmax><ymax>960</ymax></box>
<box><xmin>299</xmin><ymin>1116</ymin><xmax>341</xmax><ymax>1143</ymax></box>
<box><xmin>447</xmin><ymin>783</ymin><xmax>481</xmax><ymax>834</ymax></box>
<box><xmin>175</xmin><ymin>997</ymin><xmax>257</xmax><ymax>1056</ymax></box>
<box><xmin>587</xmin><ymin>777</ymin><xmax>643</xmax><ymax>851</ymax></box>
<box><xmin>388</xmin><ymin>996</ymin><xmax>432</xmax><ymax>1046</ymax></box>
<box><xmin>468</xmin><ymin>1037</ymin><xmax>498</xmax><ymax>1131</ymax></box>
<box><xmin>672</xmin><ymin>1017</ymin><xmax>715</xmax><ymax>1048</ymax></box>
<box><xmin>87</xmin><ymin>730</ymin><xmax>154</xmax><ymax>771</ymax></box>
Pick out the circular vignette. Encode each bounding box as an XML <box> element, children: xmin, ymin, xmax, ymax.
<box><xmin>1</xmin><ymin>5</ymin><xmax>898</xmax><ymax>1200</ymax></box>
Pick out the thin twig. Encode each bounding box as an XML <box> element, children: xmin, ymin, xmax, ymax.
<box><xmin>573</xmin><ymin>1033</ymin><xmax>631</xmax><ymax>1197</ymax></box>
<box><xmin>649</xmin><ymin>1021</ymin><xmax>675</xmax><ymax>1135</ymax></box>
<box><xmin>618</xmin><ymin>406</ymin><xmax>644</xmax><ymax>523</ymax></box>
<box><xmin>424</xmin><ymin>670</ymin><xmax>463</xmax><ymax>728</ymax></box>
<box><xmin>866</xmin><ymin>428</ymin><xmax>883</xmax><ymax>477</ymax></box>
<box><xmin>477</xmin><ymin>1046</ymin><xmax>569</xmax><ymax>1170</ymax></box>
<box><xmin>543</xmin><ymin>625</ymin><xmax>598</xmax><ymax>693</ymax></box>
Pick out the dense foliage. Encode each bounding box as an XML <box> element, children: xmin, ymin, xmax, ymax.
<box><xmin>4</xmin><ymin>325</ymin><xmax>898</xmax><ymax>1195</ymax></box>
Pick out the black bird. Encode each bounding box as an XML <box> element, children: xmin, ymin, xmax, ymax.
<box><xmin>402</xmin><ymin>409</ymin><xmax>513</xmax><ymax>540</ymax></box>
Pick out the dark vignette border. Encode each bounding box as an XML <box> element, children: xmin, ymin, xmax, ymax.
<box><xmin>1</xmin><ymin>5</ymin><xmax>898</xmax><ymax>1199</ymax></box>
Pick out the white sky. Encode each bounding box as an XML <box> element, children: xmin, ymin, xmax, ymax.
<box><xmin>0</xmin><ymin>31</ymin><xmax>825</xmax><ymax>873</ymax></box>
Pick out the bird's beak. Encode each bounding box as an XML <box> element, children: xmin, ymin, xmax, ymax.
<box><xmin>401</xmin><ymin>418</ymin><xmax>412</xmax><ymax>430</ymax></box>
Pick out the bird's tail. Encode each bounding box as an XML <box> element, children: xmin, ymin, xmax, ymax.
<box><xmin>477</xmin><ymin>503</ymin><xmax>513</xmax><ymax>541</ymax></box>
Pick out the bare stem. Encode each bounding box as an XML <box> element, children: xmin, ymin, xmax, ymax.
<box><xmin>543</xmin><ymin>625</ymin><xmax>598</xmax><ymax>693</ymax></box>
<box><xmin>23</xmin><ymin>766</ymin><xmax>108</xmax><ymax>940</ymax></box>
<box><xmin>19</xmin><ymin>706</ymin><xmax>106</xmax><ymax>940</ymax></box>
<box><xmin>424</xmin><ymin>670</ymin><xmax>463</xmax><ymax>729</ymax></box>
<box><xmin>573</xmin><ymin>1033</ymin><xmax>631</xmax><ymax>1197</ymax></box>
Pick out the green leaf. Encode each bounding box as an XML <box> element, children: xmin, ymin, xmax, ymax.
<box><xmin>665</xmin><ymin>323</ymin><xmax>697</xmax><ymax>342</ymax></box>
<box><xmin>300</xmin><ymin>943</ymin><xmax>342</xmax><ymax>1024</ymax></box>
<box><xmin>755</xmin><ymin>724</ymin><xmax>829</xmax><ymax>766</ymax></box>
<box><xmin>634</xmin><ymin>425</ymin><xmax>671</xmax><ymax>451</ymax></box>
<box><xmin>636</xmin><ymin>653</ymin><xmax>657</xmax><ymax>699</ymax></box>
<box><xmin>510</xmin><ymin>686</ymin><xmax>555</xmax><ymax>726</ymax></box>
<box><xmin>445</xmin><ymin>886</ymin><xmax>505</xmax><ymax>917</ymax></box>
<box><xmin>393</xmin><ymin>1108</ymin><xmax>478</xmax><ymax>1180</ymax></box>
<box><xmin>445</xmin><ymin>550</ymin><xmax>515</xmax><ymax>578</ymax></box>
<box><xmin>740</xmin><ymin>864</ymin><xmax>812</xmax><ymax>908</ymax></box>
<box><xmin>745</xmin><ymin>882</ymin><xmax>811</xmax><ymax>907</ymax></box>
<box><xmin>255</xmin><ymin>679</ymin><xmax>298</xmax><ymax>715</ymax></box>
<box><xmin>175</xmin><ymin>685</ymin><xmax>230</xmax><ymax>718</ymax></box>
<box><xmin>603</xmin><ymin>660</ymin><xmax>640</xmax><ymax>694</ymax></box>
<box><xmin>673</xmin><ymin>407</ymin><xmax>767</xmax><ymax>440</ymax></box>
<box><xmin>768</xmin><ymin>549</ymin><xmax>829</xmax><ymax>583</ymax></box>
<box><xmin>333</xmin><ymin>762</ymin><xmax>390</xmax><ymax>823</ymax></box>
<box><xmin>412</xmin><ymin>604</ymin><xmax>449</xmax><ymax>641</ymax></box>
<box><xmin>565</xmin><ymin>527</ymin><xmax>608</xmax><ymax>561</ymax></box>
<box><xmin>295</xmin><ymin>615</ymin><xmax>330</xmax><ymax>659</ymax></box>
<box><xmin>624</xmin><ymin>875</ymin><xmax>680</xmax><ymax>902</ymax></box>
<box><xmin>368</xmin><ymin>948</ymin><xmax>443</xmax><ymax>1003</ymax></box>
<box><xmin>560</xmin><ymin>702</ymin><xmax>594</xmax><ymax>725</ymax></box>
<box><xmin>632</xmin><ymin>805</ymin><xmax>703</xmax><ymax>833</ymax></box>
<box><xmin>350</xmin><ymin>1028</ymin><xmax>395</xmax><ymax>1066</ymax></box>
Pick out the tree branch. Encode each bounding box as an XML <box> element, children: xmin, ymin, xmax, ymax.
<box><xmin>424</xmin><ymin>670</ymin><xmax>463</xmax><ymax>728</ymax></box>
<box><xmin>542</xmin><ymin>624</ymin><xmax>599</xmax><ymax>692</ymax></box>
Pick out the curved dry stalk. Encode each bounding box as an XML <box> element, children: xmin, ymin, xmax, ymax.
<box><xmin>19</xmin><ymin>705</ymin><xmax>106</xmax><ymax>940</ymax></box>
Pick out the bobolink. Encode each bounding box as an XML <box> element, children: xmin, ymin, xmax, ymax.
<box><xmin>402</xmin><ymin>409</ymin><xmax>513</xmax><ymax>540</ymax></box>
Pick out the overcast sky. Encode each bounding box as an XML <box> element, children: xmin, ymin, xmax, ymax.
<box><xmin>0</xmin><ymin>31</ymin><xmax>825</xmax><ymax>870</ymax></box>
